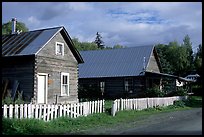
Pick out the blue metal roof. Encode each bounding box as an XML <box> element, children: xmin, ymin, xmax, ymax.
<box><xmin>2</xmin><ymin>27</ymin><xmax>62</xmax><ymax>56</ymax></box>
<box><xmin>79</xmin><ymin>45</ymin><xmax>154</xmax><ymax>78</ymax></box>
<box><xmin>2</xmin><ymin>26</ymin><xmax>84</xmax><ymax>63</ymax></box>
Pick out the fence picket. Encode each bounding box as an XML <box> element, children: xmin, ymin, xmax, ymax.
<box><xmin>20</xmin><ymin>104</ymin><xmax>23</xmax><ymax>119</ymax></box>
<box><xmin>43</xmin><ymin>104</ymin><xmax>47</xmax><ymax>121</ymax></box>
<box><xmin>14</xmin><ymin>104</ymin><xmax>18</xmax><ymax>119</ymax></box>
<box><xmin>9</xmin><ymin>104</ymin><xmax>13</xmax><ymax>118</ymax></box>
<box><xmin>2</xmin><ymin>100</ymin><xmax>103</xmax><ymax>121</ymax></box>
<box><xmin>3</xmin><ymin>104</ymin><xmax>7</xmax><ymax>118</ymax></box>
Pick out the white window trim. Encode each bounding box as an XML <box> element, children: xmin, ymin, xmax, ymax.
<box><xmin>61</xmin><ymin>72</ymin><xmax>70</xmax><ymax>96</ymax></box>
<box><xmin>55</xmin><ymin>42</ymin><xmax>64</xmax><ymax>56</ymax></box>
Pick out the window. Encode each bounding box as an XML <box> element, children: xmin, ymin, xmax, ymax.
<box><xmin>56</xmin><ymin>42</ymin><xmax>64</xmax><ymax>56</ymax></box>
<box><xmin>61</xmin><ymin>72</ymin><xmax>69</xmax><ymax>96</ymax></box>
<box><xmin>100</xmin><ymin>81</ymin><xmax>105</xmax><ymax>93</ymax></box>
<box><xmin>124</xmin><ymin>78</ymin><xmax>133</xmax><ymax>93</ymax></box>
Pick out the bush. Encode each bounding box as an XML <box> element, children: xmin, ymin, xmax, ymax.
<box><xmin>145</xmin><ymin>86</ymin><xmax>165</xmax><ymax>97</ymax></box>
<box><xmin>174</xmin><ymin>88</ymin><xmax>188</xmax><ymax>96</ymax></box>
<box><xmin>2</xmin><ymin>91</ymin><xmax>24</xmax><ymax>105</ymax></box>
<box><xmin>192</xmin><ymin>85</ymin><xmax>202</xmax><ymax>96</ymax></box>
<box><xmin>173</xmin><ymin>100</ymin><xmax>186</xmax><ymax>108</ymax></box>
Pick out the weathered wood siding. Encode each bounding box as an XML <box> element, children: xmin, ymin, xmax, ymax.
<box><xmin>35</xmin><ymin>31</ymin><xmax>78</xmax><ymax>104</ymax></box>
<box><xmin>79</xmin><ymin>76</ymin><xmax>146</xmax><ymax>99</ymax></box>
<box><xmin>2</xmin><ymin>56</ymin><xmax>35</xmax><ymax>101</ymax></box>
<box><xmin>146</xmin><ymin>51</ymin><xmax>160</xmax><ymax>73</ymax></box>
<box><xmin>105</xmin><ymin>77</ymin><xmax>124</xmax><ymax>98</ymax></box>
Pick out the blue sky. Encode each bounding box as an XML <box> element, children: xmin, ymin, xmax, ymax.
<box><xmin>2</xmin><ymin>2</ymin><xmax>202</xmax><ymax>52</ymax></box>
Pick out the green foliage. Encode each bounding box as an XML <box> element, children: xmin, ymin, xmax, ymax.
<box><xmin>94</xmin><ymin>32</ymin><xmax>105</xmax><ymax>49</ymax></box>
<box><xmin>192</xmin><ymin>85</ymin><xmax>202</xmax><ymax>96</ymax></box>
<box><xmin>145</xmin><ymin>86</ymin><xmax>165</xmax><ymax>97</ymax></box>
<box><xmin>2</xmin><ymin>21</ymin><xmax>29</xmax><ymax>35</ymax></box>
<box><xmin>72</xmin><ymin>37</ymin><xmax>99</xmax><ymax>51</ymax></box>
<box><xmin>173</xmin><ymin>100</ymin><xmax>186</xmax><ymax>108</ymax></box>
<box><xmin>2</xmin><ymin>97</ymin><xmax>202</xmax><ymax>135</ymax></box>
<box><xmin>184</xmin><ymin>96</ymin><xmax>202</xmax><ymax>108</ymax></box>
<box><xmin>72</xmin><ymin>37</ymin><xmax>125</xmax><ymax>51</ymax></box>
<box><xmin>167</xmin><ymin>87</ymin><xmax>188</xmax><ymax>97</ymax></box>
<box><xmin>155</xmin><ymin>35</ymin><xmax>197</xmax><ymax>76</ymax></box>
<box><xmin>2</xmin><ymin>90</ymin><xmax>25</xmax><ymax>105</ymax></box>
<box><xmin>175</xmin><ymin>88</ymin><xmax>188</xmax><ymax>96</ymax></box>
<box><xmin>194</xmin><ymin>44</ymin><xmax>202</xmax><ymax>78</ymax></box>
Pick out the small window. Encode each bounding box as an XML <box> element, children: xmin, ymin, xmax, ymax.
<box><xmin>61</xmin><ymin>72</ymin><xmax>69</xmax><ymax>96</ymax></box>
<box><xmin>56</xmin><ymin>42</ymin><xmax>64</xmax><ymax>56</ymax></box>
<box><xmin>100</xmin><ymin>81</ymin><xmax>105</xmax><ymax>93</ymax></box>
<box><xmin>124</xmin><ymin>78</ymin><xmax>133</xmax><ymax>93</ymax></box>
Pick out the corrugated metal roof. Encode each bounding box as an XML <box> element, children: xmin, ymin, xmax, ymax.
<box><xmin>2</xmin><ymin>27</ymin><xmax>62</xmax><ymax>56</ymax></box>
<box><xmin>79</xmin><ymin>45</ymin><xmax>154</xmax><ymax>78</ymax></box>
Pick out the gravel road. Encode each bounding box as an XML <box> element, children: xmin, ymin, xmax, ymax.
<box><xmin>73</xmin><ymin>108</ymin><xmax>202</xmax><ymax>135</ymax></box>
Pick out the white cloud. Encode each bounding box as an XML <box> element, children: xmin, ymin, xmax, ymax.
<box><xmin>2</xmin><ymin>2</ymin><xmax>202</xmax><ymax>50</ymax></box>
<box><xmin>28</xmin><ymin>16</ymin><xmax>40</xmax><ymax>25</ymax></box>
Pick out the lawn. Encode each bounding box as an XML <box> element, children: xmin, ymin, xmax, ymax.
<box><xmin>2</xmin><ymin>96</ymin><xmax>202</xmax><ymax>135</ymax></box>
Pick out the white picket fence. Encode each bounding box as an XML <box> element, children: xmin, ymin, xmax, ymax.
<box><xmin>2</xmin><ymin>100</ymin><xmax>105</xmax><ymax>121</ymax></box>
<box><xmin>111</xmin><ymin>96</ymin><xmax>188</xmax><ymax>116</ymax></box>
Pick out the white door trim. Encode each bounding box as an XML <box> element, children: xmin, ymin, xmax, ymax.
<box><xmin>37</xmin><ymin>73</ymin><xmax>48</xmax><ymax>104</ymax></box>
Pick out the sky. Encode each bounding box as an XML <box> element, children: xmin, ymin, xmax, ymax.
<box><xmin>2</xmin><ymin>2</ymin><xmax>202</xmax><ymax>52</ymax></box>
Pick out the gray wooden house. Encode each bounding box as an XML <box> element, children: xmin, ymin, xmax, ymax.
<box><xmin>2</xmin><ymin>26</ymin><xmax>84</xmax><ymax>104</ymax></box>
<box><xmin>78</xmin><ymin>45</ymin><xmax>188</xmax><ymax>99</ymax></box>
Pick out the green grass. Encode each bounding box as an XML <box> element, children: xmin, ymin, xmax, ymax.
<box><xmin>2</xmin><ymin>96</ymin><xmax>202</xmax><ymax>135</ymax></box>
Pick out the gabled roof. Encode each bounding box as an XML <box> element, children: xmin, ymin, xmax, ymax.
<box><xmin>2</xmin><ymin>26</ymin><xmax>84</xmax><ymax>63</ymax></box>
<box><xmin>79</xmin><ymin>45</ymin><xmax>156</xmax><ymax>78</ymax></box>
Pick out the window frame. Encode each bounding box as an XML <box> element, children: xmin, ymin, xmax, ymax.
<box><xmin>61</xmin><ymin>72</ymin><xmax>69</xmax><ymax>96</ymax></box>
<box><xmin>124</xmin><ymin>77</ymin><xmax>133</xmax><ymax>93</ymax></box>
<box><xmin>100</xmin><ymin>81</ymin><xmax>105</xmax><ymax>93</ymax></box>
<box><xmin>55</xmin><ymin>42</ymin><xmax>64</xmax><ymax>56</ymax></box>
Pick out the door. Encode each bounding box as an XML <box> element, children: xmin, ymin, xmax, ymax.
<box><xmin>37</xmin><ymin>73</ymin><xmax>48</xmax><ymax>104</ymax></box>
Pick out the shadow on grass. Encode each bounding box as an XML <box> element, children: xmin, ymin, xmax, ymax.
<box><xmin>184</xmin><ymin>96</ymin><xmax>202</xmax><ymax>108</ymax></box>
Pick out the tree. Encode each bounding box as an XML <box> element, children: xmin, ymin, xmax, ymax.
<box><xmin>181</xmin><ymin>34</ymin><xmax>194</xmax><ymax>73</ymax></box>
<box><xmin>2</xmin><ymin>20</ymin><xmax>29</xmax><ymax>35</ymax></box>
<box><xmin>155</xmin><ymin>44</ymin><xmax>173</xmax><ymax>74</ymax></box>
<box><xmin>194</xmin><ymin>44</ymin><xmax>202</xmax><ymax>77</ymax></box>
<box><xmin>72</xmin><ymin>37</ymin><xmax>98</xmax><ymax>51</ymax></box>
<box><xmin>94</xmin><ymin>32</ymin><xmax>105</xmax><ymax>49</ymax></box>
<box><xmin>155</xmin><ymin>37</ymin><xmax>193</xmax><ymax>77</ymax></box>
<box><xmin>113</xmin><ymin>44</ymin><xmax>126</xmax><ymax>49</ymax></box>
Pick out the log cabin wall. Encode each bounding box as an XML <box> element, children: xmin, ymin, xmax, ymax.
<box><xmin>35</xmin><ymin>31</ymin><xmax>79</xmax><ymax>104</ymax></box>
<box><xmin>2</xmin><ymin>56</ymin><xmax>35</xmax><ymax>102</ymax></box>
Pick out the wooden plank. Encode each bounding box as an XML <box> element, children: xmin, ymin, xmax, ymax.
<box><xmin>24</xmin><ymin>104</ymin><xmax>27</xmax><ymax>118</ymax></box>
<box><xmin>9</xmin><ymin>104</ymin><xmax>13</xmax><ymax>119</ymax></box>
<box><xmin>2</xmin><ymin>80</ymin><xmax>9</xmax><ymax>99</ymax></box>
<box><xmin>54</xmin><ymin>105</ymin><xmax>58</xmax><ymax>119</ymax></box>
<box><xmin>20</xmin><ymin>104</ymin><xmax>23</xmax><ymax>119</ymax></box>
<box><xmin>14</xmin><ymin>104</ymin><xmax>18</xmax><ymax>118</ymax></box>
<box><xmin>11</xmin><ymin>80</ymin><xmax>19</xmax><ymax>101</ymax></box>
<box><xmin>3</xmin><ymin>104</ymin><xmax>8</xmax><ymax>118</ymax></box>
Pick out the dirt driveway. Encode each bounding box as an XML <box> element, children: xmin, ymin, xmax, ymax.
<box><xmin>72</xmin><ymin>108</ymin><xmax>202</xmax><ymax>135</ymax></box>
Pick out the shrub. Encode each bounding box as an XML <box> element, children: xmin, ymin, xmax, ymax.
<box><xmin>145</xmin><ymin>86</ymin><xmax>165</xmax><ymax>97</ymax></box>
<box><xmin>2</xmin><ymin>90</ymin><xmax>24</xmax><ymax>105</ymax></box>
<box><xmin>174</xmin><ymin>88</ymin><xmax>188</xmax><ymax>96</ymax></box>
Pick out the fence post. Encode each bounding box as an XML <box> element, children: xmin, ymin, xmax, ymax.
<box><xmin>111</xmin><ymin>100</ymin><xmax>116</xmax><ymax>116</ymax></box>
<box><xmin>9</xmin><ymin>104</ymin><xmax>13</xmax><ymax>119</ymax></box>
<box><xmin>20</xmin><ymin>104</ymin><xmax>24</xmax><ymax>119</ymax></box>
<box><xmin>35</xmin><ymin>104</ymin><xmax>39</xmax><ymax>119</ymax></box>
<box><xmin>14</xmin><ymin>104</ymin><xmax>18</xmax><ymax>119</ymax></box>
<box><xmin>3</xmin><ymin>104</ymin><xmax>7</xmax><ymax>118</ymax></box>
<box><xmin>147</xmin><ymin>98</ymin><xmax>149</xmax><ymax>108</ymax></box>
<box><xmin>83</xmin><ymin>102</ymin><xmax>88</xmax><ymax>116</ymax></box>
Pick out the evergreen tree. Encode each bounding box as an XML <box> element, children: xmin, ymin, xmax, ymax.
<box><xmin>194</xmin><ymin>44</ymin><xmax>202</xmax><ymax>77</ymax></box>
<box><xmin>94</xmin><ymin>32</ymin><xmax>105</xmax><ymax>49</ymax></box>
<box><xmin>181</xmin><ymin>34</ymin><xmax>194</xmax><ymax>73</ymax></box>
